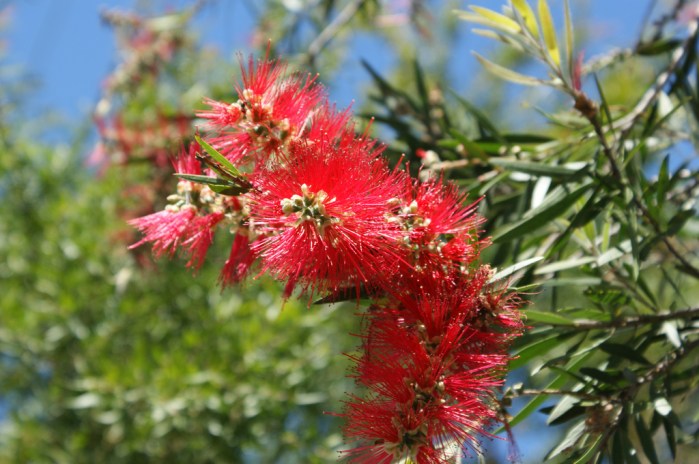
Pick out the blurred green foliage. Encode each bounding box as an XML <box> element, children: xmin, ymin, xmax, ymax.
<box><xmin>0</xmin><ymin>126</ymin><xmax>359</xmax><ymax>462</ymax></box>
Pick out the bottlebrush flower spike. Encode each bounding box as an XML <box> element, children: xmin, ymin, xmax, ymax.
<box><xmin>129</xmin><ymin>144</ymin><xmax>227</xmax><ymax>269</ymax></box>
<box><xmin>384</xmin><ymin>176</ymin><xmax>487</xmax><ymax>285</ymax></box>
<box><xmin>342</xmin><ymin>272</ymin><xmax>522</xmax><ymax>462</ymax></box>
<box><xmin>198</xmin><ymin>53</ymin><xmax>325</xmax><ymax>166</ymax></box>
<box><xmin>248</xmin><ymin>136</ymin><xmax>404</xmax><ymax>297</ymax></box>
<box><xmin>128</xmin><ymin>207</ymin><xmax>198</xmax><ymax>258</ymax></box>
<box><xmin>219</xmin><ymin>232</ymin><xmax>257</xmax><ymax>286</ymax></box>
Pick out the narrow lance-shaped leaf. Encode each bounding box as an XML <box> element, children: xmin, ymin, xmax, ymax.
<box><xmin>455</xmin><ymin>11</ymin><xmax>521</xmax><ymax>35</ymax></box>
<box><xmin>564</xmin><ymin>0</ymin><xmax>574</xmax><ymax>70</ymax></box>
<box><xmin>572</xmin><ymin>434</ymin><xmax>603</xmax><ymax>464</ymax></box>
<box><xmin>493</xmin><ymin>182</ymin><xmax>593</xmax><ymax>242</ymax></box>
<box><xmin>538</xmin><ymin>0</ymin><xmax>561</xmax><ymax>66</ymax></box>
<box><xmin>473</xmin><ymin>52</ymin><xmax>544</xmax><ymax>86</ymax></box>
<box><xmin>174</xmin><ymin>174</ymin><xmax>250</xmax><ymax>196</ymax></box>
<box><xmin>469</xmin><ymin>6</ymin><xmax>520</xmax><ymax>32</ymax></box>
<box><xmin>489</xmin><ymin>256</ymin><xmax>543</xmax><ymax>283</ymax></box>
<box><xmin>496</xmin><ymin>351</ymin><xmax>593</xmax><ymax>432</ymax></box>
<box><xmin>524</xmin><ymin>309</ymin><xmax>574</xmax><ymax>325</ymax></box>
<box><xmin>488</xmin><ymin>158</ymin><xmax>587</xmax><ymax>178</ymax></box>
<box><xmin>635</xmin><ymin>414</ymin><xmax>661</xmax><ymax>464</ymax></box>
<box><xmin>512</xmin><ymin>0</ymin><xmax>539</xmax><ymax>37</ymax></box>
<box><xmin>195</xmin><ymin>134</ymin><xmax>242</xmax><ymax>178</ymax></box>
<box><xmin>509</xmin><ymin>332</ymin><xmax>576</xmax><ymax>370</ymax></box>
<box><xmin>656</xmin><ymin>154</ymin><xmax>670</xmax><ymax>206</ymax></box>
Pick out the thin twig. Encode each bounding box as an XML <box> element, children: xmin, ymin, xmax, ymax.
<box><xmin>637</xmin><ymin>337</ymin><xmax>699</xmax><ymax>384</ymax></box>
<box><xmin>546</xmin><ymin>306</ymin><xmax>699</xmax><ymax>330</ymax></box>
<box><xmin>304</xmin><ymin>0</ymin><xmax>367</xmax><ymax>65</ymax></box>
<box><xmin>507</xmin><ymin>387</ymin><xmax>601</xmax><ymax>401</ymax></box>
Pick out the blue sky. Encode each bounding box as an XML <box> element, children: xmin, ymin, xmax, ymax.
<box><xmin>5</xmin><ymin>0</ymin><xmax>648</xmax><ymax>129</ymax></box>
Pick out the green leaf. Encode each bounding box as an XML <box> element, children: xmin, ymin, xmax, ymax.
<box><xmin>599</xmin><ymin>342</ymin><xmax>651</xmax><ymax>365</ymax></box>
<box><xmin>611</xmin><ymin>428</ymin><xmax>625</xmax><ymax>464</ymax></box>
<box><xmin>568</xmin><ymin>194</ymin><xmax>609</xmax><ymax>230</ymax></box>
<box><xmin>525</xmin><ymin>309</ymin><xmax>573</xmax><ymax>325</ymax></box>
<box><xmin>489</xmin><ymin>256</ymin><xmax>543</xmax><ymax>283</ymax></box>
<box><xmin>449</xmin><ymin>91</ymin><xmax>505</xmax><ymax>141</ymax></box>
<box><xmin>595</xmin><ymin>240</ymin><xmax>632</xmax><ymax>267</ymax></box>
<box><xmin>174</xmin><ymin>173</ymin><xmax>232</xmax><ymax>186</ymax></box>
<box><xmin>653</xmin><ymin>397</ymin><xmax>672</xmax><ymax>416</ymax></box>
<box><xmin>656</xmin><ymin>155</ymin><xmax>670</xmax><ymax>206</ymax></box>
<box><xmin>488</xmin><ymin>158</ymin><xmax>586</xmax><ymax>178</ymax></box>
<box><xmin>635</xmin><ymin>414</ymin><xmax>660</xmax><ymax>464</ymax></box>
<box><xmin>542</xmin><ymin>277</ymin><xmax>603</xmax><ymax>287</ymax></box>
<box><xmin>572</xmin><ymin>434</ymin><xmax>602</xmax><ymax>464</ymax></box>
<box><xmin>173</xmin><ymin>174</ymin><xmax>250</xmax><ymax>195</ymax></box>
<box><xmin>538</xmin><ymin>0</ymin><xmax>560</xmax><ymax>66</ymax></box>
<box><xmin>493</xmin><ymin>182</ymin><xmax>592</xmax><ymax>242</ymax></box>
<box><xmin>662</xmin><ymin>416</ymin><xmax>677</xmax><ymax>459</ymax></box>
<box><xmin>209</xmin><ymin>184</ymin><xmax>250</xmax><ymax>196</ymax></box>
<box><xmin>580</xmin><ymin>367</ymin><xmax>622</xmax><ymax>385</ymax></box>
<box><xmin>473</xmin><ymin>52</ymin><xmax>544</xmax><ymax>86</ymax></box>
<box><xmin>563</xmin><ymin>0</ymin><xmax>574</xmax><ymax>69</ymax></box>
<box><xmin>547</xmin><ymin>419</ymin><xmax>585</xmax><ymax>460</ymax></box>
<box><xmin>509</xmin><ymin>332</ymin><xmax>575</xmax><ymax>370</ymax></box>
<box><xmin>497</xmin><ymin>351</ymin><xmax>593</xmax><ymax>433</ymax></box>
<box><xmin>546</xmin><ymin>394</ymin><xmax>579</xmax><ymax>425</ymax></box>
<box><xmin>637</xmin><ymin>38</ymin><xmax>682</xmax><ymax>56</ymax></box>
<box><xmin>446</xmin><ymin>128</ymin><xmax>488</xmax><ymax>161</ymax></box>
<box><xmin>666</xmin><ymin>209</ymin><xmax>694</xmax><ymax>236</ymax></box>
<box><xmin>412</xmin><ymin>59</ymin><xmax>430</xmax><ymax>114</ymax></box>
<box><xmin>535</xmin><ymin>256</ymin><xmax>597</xmax><ymax>274</ymax></box>
<box><xmin>195</xmin><ymin>134</ymin><xmax>241</xmax><ymax>178</ymax></box>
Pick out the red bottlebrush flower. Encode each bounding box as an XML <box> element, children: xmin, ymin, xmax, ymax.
<box><xmin>197</xmin><ymin>97</ymin><xmax>242</xmax><ymax>129</ymax></box>
<box><xmin>248</xmin><ymin>137</ymin><xmax>404</xmax><ymax>297</ymax></box>
<box><xmin>197</xmin><ymin>54</ymin><xmax>326</xmax><ymax>166</ymax></box>
<box><xmin>129</xmin><ymin>208</ymin><xmax>224</xmax><ymax>270</ymax></box>
<box><xmin>128</xmin><ymin>207</ymin><xmax>197</xmax><ymax>258</ymax></box>
<box><xmin>219</xmin><ymin>232</ymin><xmax>258</xmax><ymax>286</ymax></box>
<box><xmin>128</xmin><ymin>143</ymin><xmax>216</xmax><ymax>268</ymax></box>
<box><xmin>342</xmin><ymin>274</ymin><xmax>522</xmax><ymax>463</ymax></box>
<box><xmin>383</xmin><ymin>177</ymin><xmax>487</xmax><ymax>286</ymax></box>
<box><xmin>172</xmin><ymin>142</ymin><xmax>202</xmax><ymax>175</ymax></box>
<box><xmin>181</xmin><ymin>212</ymin><xmax>224</xmax><ymax>269</ymax></box>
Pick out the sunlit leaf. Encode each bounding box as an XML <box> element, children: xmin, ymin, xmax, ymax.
<box><xmin>469</xmin><ymin>6</ymin><xmax>520</xmax><ymax>32</ymax></box>
<box><xmin>489</xmin><ymin>256</ymin><xmax>543</xmax><ymax>283</ymax></box>
<box><xmin>535</xmin><ymin>256</ymin><xmax>597</xmax><ymax>274</ymax></box>
<box><xmin>488</xmin><ymin>158</ymin><xmax>586</xmax><ymax>178</ymax></box>
<box><xmin>473</xmin><ymin>52</ymin><xmax>544</xmax><ymax>86</ymax></box>
<box><xmin>493</xmin><ymin>183</ymin><xmax>592</xmax><ymax>242</ymax></box>
<box><xmin>538</xmin><ymin>0</ymin><xmax>560</xmax><ymax>66</ymax></box>
<box><xmin>511</xmin><ymin>0</ymin><xmax>539</xmax><ymax>37</ymax></box>
<box><xmin>654</xmin><ymin>397</ymin><xmax>672</xmax><ymax>416</ymax></box>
